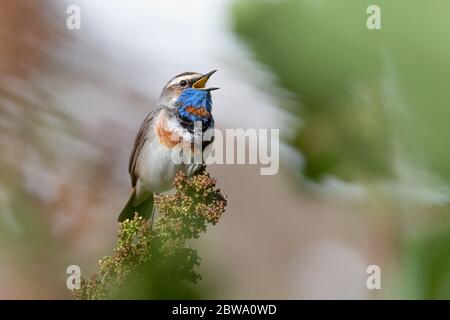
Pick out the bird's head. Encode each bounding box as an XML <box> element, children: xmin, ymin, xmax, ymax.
<box><xmin>158</xmin><ymin>70</ymin><xmax>219</xmax><ymax>125</ymax></box>
<box><xmin>158</xmin><ymin>70</ymin><xmax>218</xmax><ymax>106</ymax></box>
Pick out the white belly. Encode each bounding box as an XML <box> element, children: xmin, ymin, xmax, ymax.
<box><xmin>137</xmin><ymin>136</ymin><xmax>203</xmax><ymax>193</ymax></box>
<box><xmin>137</xmin><ymin>139</ymin><xmax>185</xmax><ymax>193</ymax></box>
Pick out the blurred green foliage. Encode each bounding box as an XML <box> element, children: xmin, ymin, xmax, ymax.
<box><xmin>233</xmin><ymin>0</ymin><xmax>450</xmax><ymax>298</ymax></box>
<box><xmin>233</xmin><ymin>0</ymin><xmax>450</xmax><ymax>182</ymax></box>
<box><xmin>402</xmin><ymin>213</ymin><xmax>450</xmax><ymax>299</ymax></box>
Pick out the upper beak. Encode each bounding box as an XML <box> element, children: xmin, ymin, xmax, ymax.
<box><xmin>192</xmin><ymin>70</ymin><xmax>218</xmax><ymax>89</ymax></box>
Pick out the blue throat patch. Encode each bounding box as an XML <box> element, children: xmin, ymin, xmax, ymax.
<box><xmin>177</xmin><ymin>88</ymin><xmax>213</xmax><ymax>126</ymax></box>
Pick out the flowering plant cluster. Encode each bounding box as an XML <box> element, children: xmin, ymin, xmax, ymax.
<box><xmin>74</xmin><ymin>169</ymin><xmax>226</xmax><ymax>299</ymax></box>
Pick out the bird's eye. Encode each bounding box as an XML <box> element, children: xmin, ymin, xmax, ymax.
<box><xmin>179</xmin><ymin>80</ymin><xmax>188</xmax><ymax>88</ymax></box>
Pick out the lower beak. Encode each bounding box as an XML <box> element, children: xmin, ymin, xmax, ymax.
<box><xmin>192</xmin><ymin>70</ymin><xmax>217</xmax><ymax>89</ymax></box>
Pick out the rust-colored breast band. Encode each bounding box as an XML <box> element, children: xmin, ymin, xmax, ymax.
<box><xmin>155</xmin><ymin>118</ymin><xmax>181</xmax><ymax>149</ymax></box>
<box><xmin>185</xmin><ymin>106</ymin><xmax>210</xmax><ymax>117</ymax></box>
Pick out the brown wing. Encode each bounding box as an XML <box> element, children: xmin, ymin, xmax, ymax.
<box><xmin>128</xmin><ymin>108</ymin><xmax>160</xmax><ymax>187</ymax></box>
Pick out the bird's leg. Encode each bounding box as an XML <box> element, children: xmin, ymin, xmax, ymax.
<box><xmin>150</xmin><ymin>194</ymin><xmax>157</xmax><ymax>229</ymax></box>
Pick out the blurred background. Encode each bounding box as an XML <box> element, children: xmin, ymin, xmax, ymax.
<box><xmin>1</xmin><ymin>0</ymin><xmax>449</xmax><ymax>299</ymax></box>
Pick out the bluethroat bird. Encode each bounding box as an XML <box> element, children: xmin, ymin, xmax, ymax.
<box><xmin>118</xmin><ymin>70</ymin><xmax>219</xmax><ymax>222</ymax></box>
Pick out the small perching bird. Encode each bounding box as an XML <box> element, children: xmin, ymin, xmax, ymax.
<box><xmin>118</xmin><ymin>70</ymin><xmax>219</xmax><ymax>223</ymax></box>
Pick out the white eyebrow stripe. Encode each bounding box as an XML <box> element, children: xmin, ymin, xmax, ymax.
<box><xmin>167</xmin><ymin>74</ymin><xmax>201</xmax><ymax>87</ymax></box>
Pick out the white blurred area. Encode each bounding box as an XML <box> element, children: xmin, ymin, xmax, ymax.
<box><xmin>71</xmin><ymin>0</ymin><xmax>287</xmax><ymax>129</ymax></box>
<box><xmin>0</xmin><ymin>0</ymin><xmax>390</xmax><ymax>299</ymax></box>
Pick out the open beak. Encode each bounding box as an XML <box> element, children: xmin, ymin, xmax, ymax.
<box><xmin>192</xmin><ymin>70</ymin><xmax>219</xmax><ymax>91</ymax></box>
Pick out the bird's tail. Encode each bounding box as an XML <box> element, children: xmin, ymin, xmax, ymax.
<box><xmin>118</xmin><ymin>189</ymin><xmax>154</xmax><ymax>222</ymax></box>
